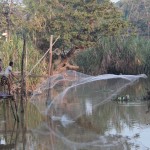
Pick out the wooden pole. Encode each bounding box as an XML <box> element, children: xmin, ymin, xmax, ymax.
<box><xmin>49</xmin><ymin>35</ymin><xmax>53</xmax><ymax>76</ymax></box>
<box><xmin>25</xmin><ymin>38</ymin><xmax>28</xmax><ymax>96</ymax></box>
<box><xmin>20</xmin><ymin>33</ymin><xmax>26</xmax><ymax>112</ymax></box>
<box><xmin>47</xmin><ymin>35</ymin><xmax>53</xmax><ymax>107</ymax></box>
<box><xmin>148</xmin><ymin>22</ymin><xmax>150</xmax><ymax>39</ymax></box>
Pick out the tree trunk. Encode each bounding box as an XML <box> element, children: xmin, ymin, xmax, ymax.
<box><xmin>48</xmin><ymin>35</ymin><xmax>53</xmax><ymax>76</ymax></box>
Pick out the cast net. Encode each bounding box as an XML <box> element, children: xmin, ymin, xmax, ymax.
<box><xmin>31</xmin><ymin>70</ymin><xmax>147</xmax><ymax>119</ymax></box>
<box><xmin>30</xmin><ymin>70</ymin><xmax>147</xmax><ymax>150</ymax></box>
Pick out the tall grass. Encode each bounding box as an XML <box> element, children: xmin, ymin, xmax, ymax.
<box><xmin>0</xmin><ymin>35</ymin><xmax>48</xmax><ymax>89</ymax></box>
<box><xmin>75</xmin><ymin>36</ymin><xmax>150</xmax><ymax>75</ymax></box>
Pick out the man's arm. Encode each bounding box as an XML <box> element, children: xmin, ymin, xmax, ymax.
<box><xmin>11</xmin><ymin>72</ymin><xmax>18</xmax><ymax>80</ymax></box>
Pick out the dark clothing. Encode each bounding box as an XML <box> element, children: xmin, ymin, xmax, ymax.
<box><xmin>1</xmin><ymin>75</ymin><xmax>9</xmax><ymax>86</ymax></box>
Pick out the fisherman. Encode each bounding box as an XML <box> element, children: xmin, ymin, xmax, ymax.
<box><xmin>1</xmin><ymin>61</ymin><xmax>17</xmax><ymax>94</ymax></box>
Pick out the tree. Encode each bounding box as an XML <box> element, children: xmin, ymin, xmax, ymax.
<box><xmin>22</xmin><ymin>0</ymin><xmax>129</xmax><ymax>73</ymax></box>
<box><xmin>116</xmin><ymin>0</ymin><xmax>150</xmax><ymax>36</ymax></box>
<box><xmin>0</xmin><ymin>0</ymin><xmax>129</xmax><ymax>74</ymax></box>
<box><xmin>23</xmin><ymin>0</ymin><xmax>129</xmax><ymax>48</ymax></box>
<box><xmin>0</xmin><ymin>0</ymin><xmax>29</xmax><ymax>40</ymax></box>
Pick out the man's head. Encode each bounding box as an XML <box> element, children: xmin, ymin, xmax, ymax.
<box><xmin>9</xmin><ymin>61</ymin><xmax>13</xmax><ymax>67</ymax></box>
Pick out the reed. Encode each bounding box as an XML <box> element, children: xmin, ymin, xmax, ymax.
<box><xmin>75</xmin><ymin>36</ymin><xmax>150</xmax><ymax>75</ymax></box>
<box><xmin>0</xmin><ymin>35</ymin><xmax>48</xmax><ymax>90</ymax></box>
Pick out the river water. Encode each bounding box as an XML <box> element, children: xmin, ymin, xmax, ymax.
<box><xmin>0</xmin><ymin>72</ymin><xmax>150</xmax><ymax>150</ymax></box>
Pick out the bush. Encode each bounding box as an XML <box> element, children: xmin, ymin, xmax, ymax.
<box><xmin>75</xmin><ymin>36</ymin><xmax>150</xmax><ymax>75</ymax></box>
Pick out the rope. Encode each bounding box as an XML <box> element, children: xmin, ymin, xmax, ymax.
<box><xmin>26</xmin><ymin>35</ymin><xmax>60</xmax><ymax>78</ymax></box>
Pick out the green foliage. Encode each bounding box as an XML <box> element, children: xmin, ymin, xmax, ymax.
<box><xmin>23</xmin><ymin>0</ymin><xmax>129</xmax><ymax>50</ymax></box>
<box><xmin>75</xmin><ymin>47</ymin><xmax>104</xmax><ymax>75</ymax></box>
<box><xmin>75</xmin><ymin>36</ymin><xmax>150</xmax><ymax>75</ymax></box>
<box><xmin>117</xmin><ymin>0</ymin><xmax>150</xmax><ymax>36</ymax></box>
<box><xmin>0</xmin><ymin>0</ymin><xmax>139</xmax><ymax>89</ymax></box>
<box><xmin>0</xmin><ymin>4</ymin><xmax>9</xmax><ymax>36</ymax></box>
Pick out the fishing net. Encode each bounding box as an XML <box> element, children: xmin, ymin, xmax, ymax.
<box><xmin>30</xmin><ymin>70</ymin><xmax>147</xmax><ymax>150</ymax></box>
<box><xmin>31</xmin><ymin>70</ymin><xmax>147</xmax><ymax>117</ymax></box>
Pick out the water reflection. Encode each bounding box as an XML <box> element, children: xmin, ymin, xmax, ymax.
<box><xmin>85</xmin><ymin>99</ymin><xmax>93</xmax><ymax>116</ymax></box>
<box><xmin>31</xmin><ymin>77</ymin><xmax>150</xmax><ymax>150</ymax></box>
<box><xmin>0</xmin><ymin>136</ymin><xmax>6</xmax><ymax>144</ymax></box>
<box><xmin>35</xmin><ymin>100</ymin><xmax>150</xmax><ymax>150</ymax></box>
<box><xmin>1</xmin><ymin>75</ymin><xmax>150</xmax><ymax>149</ymax></box>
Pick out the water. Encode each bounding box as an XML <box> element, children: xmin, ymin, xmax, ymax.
<box><xmin>0</xmin><ymin>72</ymin><xmax>150</xmax><ymax>150</ymax></box>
